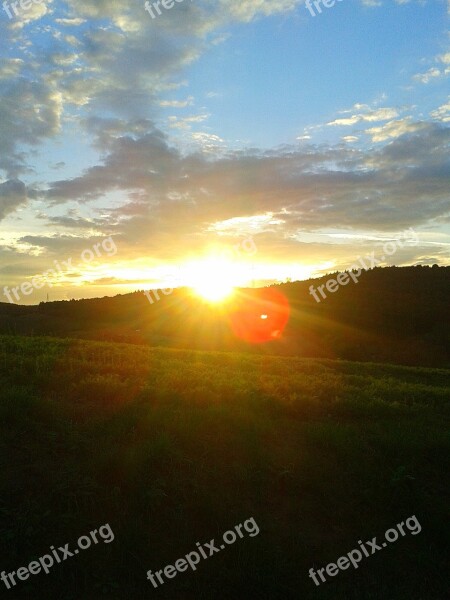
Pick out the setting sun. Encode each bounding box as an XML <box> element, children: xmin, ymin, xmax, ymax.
<box><xmin>192</xmin><ymin>282</ymin><xmax>234</xmax><ymax>303</ymax></box>
<box><xmin>185</xmin><ymin>256</ymin><xmax>238</xmax><ymax>303</ymax></box>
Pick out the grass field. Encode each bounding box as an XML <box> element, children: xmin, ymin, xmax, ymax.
<box><xmin>0</xmin><ymin>334</ymin><xmax>449</xmax><ymax>599</ymax></box>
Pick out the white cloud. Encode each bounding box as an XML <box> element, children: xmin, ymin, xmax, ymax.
<box><xmin>360</xmin><ymin>0</ymin><xmax>382</xmax><ymax>6</ymax></box>
<box><xmin>168</xmin><ymin>114</ymin><xmax>210</xmax><ymax>129</ymax></box>
<box><xmin>412</xmin><ymin>48</ymin><xmax>450</xmax><ymax>85</ymax></box>
<box><xmin>328</xmin><ymin>106</ymin><xmax>400</xmax><ymax>127</ymax></box>
<box><xmin>438</xmin><ymin>52</ymin><xmax>450</xmax><ymax>65</ymax></box>
<box><xmin>413</xmin><ymin>67</ymin><xmax>442</xmax><ymax>84</ymax></box>
<box><xmin>431</xmin><ymin>98</ymin><xmax>450</xmax><ymax>122</ymax></box>
<box><xmin>55</xmin><ymin>18</ymin><xmax>86</xmax><ymax>25</ymax></box>
<box><xmin>160</xmin><ymin>96</ymin><xmax>194</xmax><ymax>108</ymax></box>
<box><xmin>364</xmin><ymin>117</ymin><xmax>427</xmax><ymax>142</ymax></box>
<box><xmin>6</xmin><ymin>0</ymin><xmax>53</xmax><ymax>29</ymax></box>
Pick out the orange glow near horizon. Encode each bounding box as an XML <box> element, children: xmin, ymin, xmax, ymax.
<box><xmin>68</xmin><ymin>256</ymin><xmax>327</xmax><ymax>299</ymax></box>
<box><xmin>185</xmin><ymin>256</ymin><xmax>245</xmax><ymax>303</ymax></box>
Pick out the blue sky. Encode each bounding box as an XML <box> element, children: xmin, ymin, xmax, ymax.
<box><xmin>178</xmin><ymin>1</ymin><xmax>448</xmax><ymax>147</ymax></box>
<box><xmin>0</xmin><ymin>0</ymin><xmax>449</xmax><ymax>303</ymax></box>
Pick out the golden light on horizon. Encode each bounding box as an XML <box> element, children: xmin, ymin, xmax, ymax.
<box><xmin>192</xmin><ymin>283</ymin><xmax>235</xmax><ymax>303</ymax></box>
<box><xmin>87</xmin><ymin>254</ymin><xmax>325</xmax><ymax>297</ymax></box>
<box><xmin>186</xmin><ymin>256</ymin><xmax>238</xmax><ymax>303</ymax></box>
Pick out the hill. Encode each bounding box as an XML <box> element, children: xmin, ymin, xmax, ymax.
<box><xmin>0</xmin><ymin>265</ymin><xmax>448</xmax><ymax>367</ymax></box>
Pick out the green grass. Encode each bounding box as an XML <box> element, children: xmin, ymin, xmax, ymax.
<box><xmin>0</xmin><ymin>334</ymin><xmax>449</xmax><ymax>599</ymax></box>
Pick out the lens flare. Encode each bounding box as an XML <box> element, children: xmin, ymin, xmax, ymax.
<box><xmin>229</xmin><ymin>288</ymin><xmax>290</xmax><ymax>343</ymax></box>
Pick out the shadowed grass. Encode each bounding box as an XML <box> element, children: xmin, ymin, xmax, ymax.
<box><xmin>0</xmin><ymin>335</ymin><xmax>448</xmax><ymax>599</ymax></box>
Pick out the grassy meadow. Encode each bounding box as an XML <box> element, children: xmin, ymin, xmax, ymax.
<box><xmin>0</xmin><ymin>334</ymin><xmax>449</xmax><ymax>599</ymax></box>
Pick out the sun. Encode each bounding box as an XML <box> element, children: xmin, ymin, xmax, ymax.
<box><xmin>192</xmin><ymin>280</ymin><xmax>234</xmax><ymax>302</ymax></box>
<box><xmin>185</xmin><ymin>256</ymin><xmax>237</xmax><ymax>303</ymax></box>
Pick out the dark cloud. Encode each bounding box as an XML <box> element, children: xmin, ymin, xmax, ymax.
<box><xmin>40</xmin><ymin>122</ymin><xmax>450</xmax><ymax>244</ymax></box>
<box><xmin>0</xmin><ymin>179</ymin><xmax>27</xmax><ymax>221</ymax></box>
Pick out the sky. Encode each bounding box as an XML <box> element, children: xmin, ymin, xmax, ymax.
<box><xmin>0</xmin><ymin>0</ymin><xmax>449</xmax><ymax>304</ymax></box>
